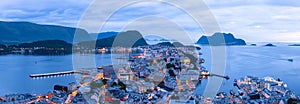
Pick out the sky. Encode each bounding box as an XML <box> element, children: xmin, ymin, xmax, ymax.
<box><xmin>0</xmin><ymin>0</ymin><xmax>300</xmax><ymax>42</ymax></box>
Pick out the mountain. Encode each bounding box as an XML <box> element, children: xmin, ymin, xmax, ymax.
<box><xmin>0</xmin><ymin>21</ymin><xmax>148</xmax><ymax>47</ymax></box>
<box><xmin>78</xmin><ymin>30</ymin><xmax>148</xmax><ymax>48</ymax></box>
<box><xmin>144</xmin><ymin>36</ymin><xmax>169</xmax><ymax>42</ymax></box>
<box><xmin>89</xmin><ymin>32</ymin><xmax>119</xmax><ymax>40</ymax></box>
<box><xmin>0</xmin><ymin>21</ymin><xmax>90</xmax><ymax>44</ymax></box>
<box><xmin>19</xmin><ymin>40</ymin><xmax>72</xmax><ymax>55</ymax></box>
<box><xmin>160</xmin><ymin>38</ymin><xmax>170</xmax><ymax>41</ymax></box>
<box><xmin>156</xmin><ymin>42</ymin><xmax>173</xmax><ymax>46</ymax></box>
<box><xmin>18</xmin><ymin>40</ymin><xmax>72</xmax><ymax>48</ymax></box>
<box><xmin>196</xmin><ymin>33</ymin><xmax>246</xmax><ymax>46</ymax></box>
<box><xmin>156</xmin><ymin>41</ymin><xmax>185</xmax><ymax>47</ymax></box>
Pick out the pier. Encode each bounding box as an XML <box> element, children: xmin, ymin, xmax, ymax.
<box><xmin>28</xmin><ymin>66</ymin><xmax>111</xmax><ymax>79</ymax></box>
<box><xmin>29</xmin><ymin>70</ymin><xmax>80</xmax><ymax>78</ymax></box>
<box><xmin>200</xmin><ymin>73</ymin><xmax>230</xmax><ymax>80</ymax></box>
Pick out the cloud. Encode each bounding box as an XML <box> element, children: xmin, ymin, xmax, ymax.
<box><xmin>0</xmin><ymin>0</ymin><xmax>300</xmax><ymax>42</ymax></box>
<box><xmin>205</xmin><ymin>3</ymin><xmax>300</xmax><ymax>42</ymax></box>
<box><xmin>203</xmin><ymin>0</ymin><xmax>300</xmax><ymax>8</ymax></box>
<box><xmin>77</xmin><ymin>0</ymin><xmax>222</xmax><ymax>44</ymax></box>
<box><xmin>0</xmin><ymin>0</ymin><xmax>91</xmax><ymax>26</ymax></box>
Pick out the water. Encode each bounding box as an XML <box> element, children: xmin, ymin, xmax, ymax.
<box><xmin>200</xmin><ymin>45</ymin><xmax>300</xmax><ymax>95</ymax></box>
<box><xmin>0</xmin><ymin>54</ymin><xmax>114</xmax><ymax>95</ymax></box>
<box><xmin>0</xmin><ymin>55</ymin><xmax>74</xmax><ymax>95</ymax></box>
<box><xmin>0</xmin><ymin>45</ymin><xmax>299</xmax><ymax>95</ymax></box>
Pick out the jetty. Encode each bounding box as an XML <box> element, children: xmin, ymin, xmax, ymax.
<box><xmin>29</xmin><ymin>70</ymin><xmax>80</xmax><ymax>78</ymax></box>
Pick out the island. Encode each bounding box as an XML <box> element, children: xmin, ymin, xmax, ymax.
<box><xmin>196</xmin><ymin>32</ymin><xmax>246</xmax><ymax>46</ymax></box>
<box><xmin>264</xmin><ymin>43</ymin><xmax>276</xmax><ymax>47</ymax></box>
<box><xmin>250</xmin><ymin>43</ymin><xmax>257</xmax><ymax>46</ymax></box>
<box><xmin>289</xmin><ymin>44</ymin><xmax>300</xmax><ymax>46</ymax></box>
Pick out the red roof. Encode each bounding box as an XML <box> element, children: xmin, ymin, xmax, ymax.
<box><xmin>105</xmin><ymin>96</ymin><xmax>112</xmax><ymax>102</ymax></box>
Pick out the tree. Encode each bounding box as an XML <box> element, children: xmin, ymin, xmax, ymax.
<box><xmin>112</xmin><ymin>82</ymin><xmax>118</xmax><ymax>86</ymax></box>
<box><xmin>118</xmin><ymin>81</ymin><xmax>127</xmax><ymax>90</ymax></box>
<box><xmin>168</xmin><ymin>70</ymin><xmax>176</xmax><ymax>77</ymax></box>
<box><xmin>102</xmin><ymin>79</ymin><xmax>108</xmax><ymax>85</ymax></box>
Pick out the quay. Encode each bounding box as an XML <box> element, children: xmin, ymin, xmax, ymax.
<box><xmin>29</xmin><ymin>70</ymin><xmax>80</xmax><ymax>78</ymax></box>
<box><xmin>29</xmin><ymin>65</ymin><xmax>111</xmax><ymax>78</ymax></box>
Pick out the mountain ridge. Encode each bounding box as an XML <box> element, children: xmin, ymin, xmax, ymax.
<box><xmin>0</xmin><ymin>21</ymin><xmax>148</xmax><ymax>46</ymax></box>
<box><xmin>78</xmin><ymin>30</ymin><xmax>148</xmax><ymax>48</ymax></box>
<box><xmin>0</xmin><ymin>21</ymin><xmax>92</xmax><ymax>44</ymax></box>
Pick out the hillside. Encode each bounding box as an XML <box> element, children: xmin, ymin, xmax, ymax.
<box><xmin>0</xmin><ymin>21</ymin><xmax>90</xmax><ymax>44</ymax></box>
<box><xmin>78</xmin><ymin>30</ymin><xmax>148</xmax><ymax>48</ymax></box>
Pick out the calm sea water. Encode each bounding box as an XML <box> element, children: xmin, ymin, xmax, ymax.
<box><xmin>0</xmin><ymin>45</ymin><xmax>299</xmax><ymax>95</ymax></box>
<box><xmin>0</xmin><ymin>54</ymin><xmax>114</xmax><ymax>95</ymax></box>
<box><xmin>201</xmin><ymin>45</ymin><xmax>300</xmax><ymax>95</ymax></box>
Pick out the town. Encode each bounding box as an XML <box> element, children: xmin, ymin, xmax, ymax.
<box><xmin>0</xmin><ymin>43</ymin><xmax>299</xmax><ymax>104</ymax></box>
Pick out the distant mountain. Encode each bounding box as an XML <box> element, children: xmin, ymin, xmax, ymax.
<box><xmin>156</xmin><ymin>42</ymin><xmax>200</xmax><ymax>50</ymax></box>
<box><xmin>78</xmin><ymin>30</ymin><xmax>148</xmax><ymax>48</ymax></box>
<box><xmin>160</xmin><ymin>38</ymin><xmax>170</xmax><ymax>41</ymax></box>
<box><xmin>18</xmin><ymin>40</ymin><xmax>72</xmax><ymax>48</ymax></box>
<box><xmin>0</xmin><ymin>21</ymin><xmax>90</xmax><ymax>44</ymax></box>
<box><xmin>288</xmin><ymin>44</ymin><xmax>300</xmax><ymax>46</ymax></box>
<box><xmin>89</xmin><ymin>32</ymin><xmax>119</xmax><ymax>40</ymax></box>
<box><xmin>156</xmin><ymin>42</ymin><xmax>173</xmax><ymax>46</ymax></box>
<box><xmin>196</xmin><ymin>33</ymin><xmax>246</xmax><ymax>46</ymax></box>
<box><xmin>0</xmin><ymin>40</ymin><xmax>73</xmax><ymax>55</ymax></box>
<box><xmin>143</xmin><ymin>35</ymin><xmax>173</xmax><ymax>45</ymax></box>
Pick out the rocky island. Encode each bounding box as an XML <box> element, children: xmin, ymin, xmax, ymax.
<box><xmin>265</xmin><ymin>43</ymin><xmax>276</xmax><ymax>47</ymax></box>
<box><xmin>196</xmin><ymin>32</ymin><xmax>246</xmax><ymax>46</ymax></box>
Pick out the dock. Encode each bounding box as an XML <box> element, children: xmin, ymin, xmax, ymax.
<box><xmin>29</xmin><ymin>70</ymin><xmax>80</xmax><ymax>78</ymax></box>
<box><xmin>29</xmin><ymin>66</ymin><xmax>112</xmax><ymax>78</ymax></box>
